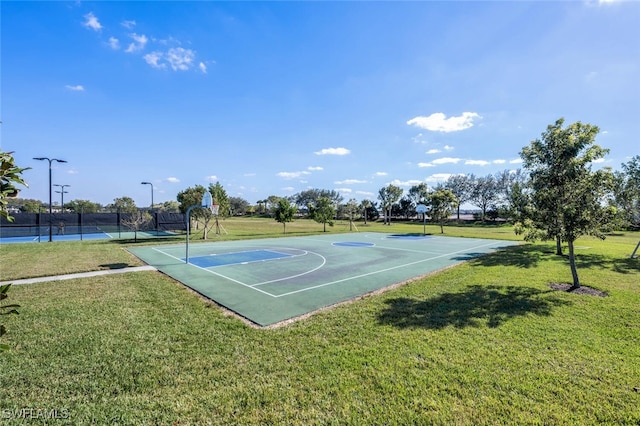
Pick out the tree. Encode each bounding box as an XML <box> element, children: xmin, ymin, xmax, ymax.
<box><xmin>493</xmin><ymin>169</ymin><xmax>530</xmax><ymax>223</ymax></box>
<box><xmin>343</xmin><ymin>198</ymin><xmax>360</xmax><ymax>231</ymax></box>
<box><xmin>408</xmin><ymin>183</ymin><xmax>429</xmax><ymax>206</ymax></box>
<box><xmin>468</xmin><ymin>174</ymin><xmax>500</xmax><ymax>222</ymax></box>
<box><xmin>209</xmin><ymin>182</ymin><xmax>230</xmax><ymax>235</ymax></box>
<box><xmin>398</xmin><ymin>196</ymin><xmax>415</xmax><ymax>219</ymax></box>
<box><xmin>108</xmin><ymin>197</ymin><xmax>138</xmax><ymax>213</ymax></box>
<box><xmin>428</xmin><ymin>189</ymin><xmax>457</xmax><ymax>234</ymax></box>
<box><xmin>273</xmin><ymin>198</ymin><xmax>297</xmax><ymax>234</ymax></box>
<box><xmin>65</xmin><ymin>199</ymin><xmax>101</xmax><ymax>213</ymax></box>
<box><xmin>17</xmin><ymin>199</ymin><xmax>43</xmax><ymax>213</ymax></box>
<box><xmin>229</xmin><ymin>197</ymin><xmax>250</xmax><ymax>216</ymax></box>
<box><xmin>612</xmin><ymin>156</ymin><xmax>640</xmax><ymax>228</ymax></box>
<box><xmin>378</xmin><ymin>184</ymin><xmax>403</xmax><ymax>225</ymax></box>
<box><xmin>177</xmin><ymin>185</ymin><xmax>213</xmax><ymax>239</ymax></box>
<box><xmin>444</xmin><ymin>174</ymin><xmax>473</xmax><ymax>220</ymax></box>
<box><xmin>157</xmin><ymin>201</ymin><xmax>180</xmax><ymax>213</ymax></box>
<box><xmin>1</xmin><ymin>151</ymin><xmax>29</xmax><ymax>221</ymax></box>
<box><xmin>266</xmin><ymin>195</ymin><xmax>283</xmax><ymax>214</ymax></box>
<box><xmin>120</xmin><ymin>210</ymin><xmax>152</xmax><ymax>242</ymax></box>
<box><xmin>294</xmin><ymin>189</ymin><xmax>343</xmax><ymax>218</ymax></box>
<box><xmin>209</xmin><ymin>182</ymin><xmax>230</xmax><ymax>218</ymax></box>
<box><xmin>518</xmin><ymin>118</ymin><xmax>612</xmax><ymax>289</ymax></box>
<box><xmin>360</xmin><ymin>199</ymin><xmax>374</xmax><ymax>224</ymax></box>
<box><xmin>0</xmin><ymin>150</ymin><xmax>27</xmax><ymax>351</ymax></box>
<box><xmin>309</xmin><ymin>196</ymin><xmax>335</xmax><ymax>232</ymax></box>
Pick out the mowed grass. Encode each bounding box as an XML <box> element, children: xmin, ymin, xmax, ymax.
<box><xmin>1</xmin><ymin>220</ymin><xmax>639</xmax><ymax>425</ymax></box>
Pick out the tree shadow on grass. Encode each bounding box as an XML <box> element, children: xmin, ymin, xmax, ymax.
<box><xmin>464</xmin><ymin>244</ymin><xmax>548</xmax><ymax>269</ymax></box>
<box><xmin>573</xmin><ymin>253</ymin><xmax>640</xmax><ymax>275</ymax></box>
<box><xmin>468</xmin><ymin>243</ymin><xmax>640</xmax><ymax>275</ymax></box>
<box><xmin>378</xmin><ymin>285</ymin><xmax>571</xmax><ymax>329</ymax></box>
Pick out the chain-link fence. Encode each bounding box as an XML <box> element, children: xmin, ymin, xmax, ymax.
<box><xmin>0</xmin><ymin>212</ymin><xmax>186</xmax><ymax>239</ymax></box>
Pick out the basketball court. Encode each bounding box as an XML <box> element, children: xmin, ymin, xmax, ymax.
<box><xmin>128</xmin><ymin>232</ymin><xmax>519</xmax><ymax>326</ymax></box>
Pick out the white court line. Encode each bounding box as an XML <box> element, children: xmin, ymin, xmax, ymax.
<box><xmin>150</xmin><ymin>246</ymin><xmax>319</xmax><ymax>298</ymax></box>
<box><xmin>252</xmin><ymin>250</ymin><xmax>326</xmax><ymax>287</ymax></box>
<box><xmin>150</xmin><ymin>239</ymin><xmax>509</xmax><ymax>299</ymax></box>
<box><xmin>150</xmin><ymin>246</ymin><xmax>275</xmax><ymax>296</ymax></box>
<box><xmin>273</xmin><ymin>240</ymin><xmax>507</xmax><ymax>298</ymax></box>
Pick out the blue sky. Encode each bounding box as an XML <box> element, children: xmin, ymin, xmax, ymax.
<box><xmin>2</xmin><ymin>1</ymin><xmax>638</xmax><ymax>207</ymax></box>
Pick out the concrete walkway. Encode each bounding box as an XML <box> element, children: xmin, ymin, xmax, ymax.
<box><xmin>1</xmin><ymin>265</ymin><xmax>157</xmax><ymax>286</ymax></box>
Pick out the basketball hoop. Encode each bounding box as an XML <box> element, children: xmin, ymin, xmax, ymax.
<box><xmin>211</xmin><ymin>204</ymin><xmax>220</xmax><ymax>216</ymax></box>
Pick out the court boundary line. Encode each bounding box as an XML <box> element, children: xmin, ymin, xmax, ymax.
<box><xmin>149</xmin><ymin>238</ymin><xmax>509</xmax><ymax>299</ymax></box>
<box><xmin>272</xmin><ymin>240</ymin><xmax>505</xmax><ymax>298</ymax></box>
<box><xmin>150</xmin><ymin>245</ymin><xmax>328</xmax><ymax>297</ymax></box>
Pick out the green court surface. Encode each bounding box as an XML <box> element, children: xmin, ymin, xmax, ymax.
<box><xmin>128</xmin><ymin>233</ymin><xmax>519</xmax><ymax>326</ymax></box>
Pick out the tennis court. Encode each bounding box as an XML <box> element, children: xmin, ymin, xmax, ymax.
<box><xmin>128</xmin><ymin>232</ymin><xmax>519</xmax><ymax>326</ymax></box>
<box><xmin>0</xmin><ymin>230</ymin><xmax>177</xmax><ymax>244</ymax></box>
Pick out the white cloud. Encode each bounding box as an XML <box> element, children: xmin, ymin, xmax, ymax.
<box><xmin>389</xmin><ymin>179</ymin><xmax>425</xmax><ymax>187</ymax></box>
<box><xmin>166</xmin><ymin>177</ymin><xmax>180</xmax><ymax>183</ymax></box>
<box><xmin>205</xmin><ymin>175</ymin><xmax>218</xmax><ymax>182</ymax></box>
<box><xmin>356</xmin><ymin>190</ymin><xmax>374</xmax><ymax>197</ymax></box>
<box><xmin>166</xmin><ymin>47</ymin><xmax>195</xmax><ymax>71</ymax></box>
<box><xmin>426</xmin><ymin>149</ymin><xmax>441</xmax><ymax>154</ymax></box>
<box><xmin>143</xmin><ymin>52</ymin><xmax>165</xmax><ymax>69</ymax></box>
<box><xmin>121</xmin><ymin>20</ymin><xmax>136</xmax><ymax>29</ymax></box>
<box><xmin>314</xmin><ymin>147</ymin><xmax>350</xmax><ymax>156</ymax></box>
<box><xmin>108</xmin><ymin>37</ymin><xmax>120</xmax><ymax>50</ymax></box>
<box><xmin>493</xmin><ymin>159</ymin><xmax>506</xmax><ymax>164</ymax></box>
<box><xmin>335</xmin><ymin>179</ymin><xmax>367</xmax><ymax>185</ymax></box>
<box><xmin>465</xmin><ymin>160</ymin><xmax>490</xmax><ymax>166</ymax></box>
<box><xmin>426</xmin><ymin>173</ymin><xmax>454</xmax><ymax>182</ymax></box>
<box><xmin>65</xmin><ymin>85</ymin><xmax>85</xmax><ymax>91</ymax></box>
<box><xmin>83</xmin><ymin>12</ymin><xmax>102</xmax><ymax>31</ymax></box>
<box><xmin>418</xmin><ymin>162</ymin><xmax>435</xmax><ymax>168</ymax></box>
<box><xmin>308</xmin><ymin>166</ymin><xmax>323</xmax><ymax>171</ymax></box>
<box><xmin>591</xmin><ymin>158</ymin><xmax>606</xmax><ymax>163</ymax></box>
<box><xmin>375</xmin><ymin>172</ymin><xmax>388</xmax><ymax>176</ymax></box>
<box><xmin>125</xmin><ymin>33</ymin><xmax>148</xmax><ymax>53</ymax></box>
<box><xmin>282</xmin><ymin>186</ymin><xmax>295</xmax><ymax>192</ymax></box>
<box><xmin>277</xmin><ymin>171</ymin><xmax>310</xmax><ymax>179</ymax></box>
<box><xmin>432</xmin><ymin>157</ymin><xmax>462</xmax><ymax>165</ymax></box>
<box><xmin>199</xmin><ymin>62</ymin><xmax>207</xmax><ymax>73</ymax></box>
<box><xmin>509</xmin><ymin>158</ymin><xmax>523</xmax><ymax>164</ymax></box>
<box><xmin>444</xmin><ymin>145</ymin><xmax>454</xmax><ymax>151</ymax></box>
<box><xmin>335</xmin><ymin>188</ymin><xmax>352</xmax><ymax>194</ymax></box>
<box><xmin>407</xmin><ymin>112</ymin><xmax>481</xmax><ymax>133</ymax></box>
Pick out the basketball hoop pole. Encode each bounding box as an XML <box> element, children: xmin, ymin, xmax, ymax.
<box><xmin>416</xmin><ymin>204</ymin><xmax>427</xmax><ymax>236</ymax></box>
<box><xmin>185</xmin><ymin>191</ymin><xmax>213</xmax><ymax>264</ymax></box>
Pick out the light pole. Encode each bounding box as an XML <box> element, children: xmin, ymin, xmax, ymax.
<box><xmin>141</xmin><ymin>181</ymin><xmax>154</xmax><ymax>210</ymax></box>
<box><xmin>53</xmin><ymin>184</ymin><xmax>70</xmax><ymax>211</ymax></box>
<box><xmin>34</xmin><ymin>157</ymin><xmax>67</xmax><ymax>242</ymax></box>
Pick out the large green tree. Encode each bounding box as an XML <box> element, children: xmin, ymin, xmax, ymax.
<box><xmin>177</xmin><ymin>185</ymin><xmax>213</xmax><ymax>239</ymax></box>
<box><xmin>209</xmin><ymin>182</ymin><xmax>230</xmax><ymax>218</ymax></box>
<box><xmin>309</xmin><ymin>196</ymin><xmax>335</xmax><ymax>232</ymax></box>
<box><xmin>108</xmin><ymin>197</ymin><xmax>138</xmax><ymax>213</ymax></box>
<box><xmin>518</xmin><ymin>118</ymin><xmax>613</xmax><ymax>289</ymax></box>
<box><xmin>1</xmin><ymin>151</ymin><xmax>29</xmax><ymax>221</ymax></box>
<box><xmin>444</xmin><ymin>174</ymin><xmax>473</xmax><ymax>220</ymax></box>
<box><xmin>378</xmin><ymin>184</ymin><xmax>403</xmax><ymax>225</ymax></box>
<box><xmin>612</xmin><ymin>155</ymin><xmax>640</xmax><ymax>228</ymax></box>
<box><xmin>469</xmin><ymin>174</ymin><xmax>500</xmax><ymax>222</ymax></box>
<box><xmin>0</xmin><ymin>150</ymin><xmax>27</xmax><ymax>350</ymax></box>
<box><xmin>273</xmin><ymin>198</ymin><xmax>297</xmax><ymax>234</ymax></box>
<box><xmin>65</xmin><ymin>199</ymin><xmax>101</xmax><ymax>213</ymax></box>
<box><xmin>428</xmin><ymin>189</ymin><xmax>457</xmax><ymax>234</ymax></box>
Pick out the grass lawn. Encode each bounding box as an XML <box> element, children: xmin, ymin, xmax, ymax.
<box><xmin>1</xmin><ymin>219</ymin><xmax>639</xmax><ymax>424</ymax></box>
